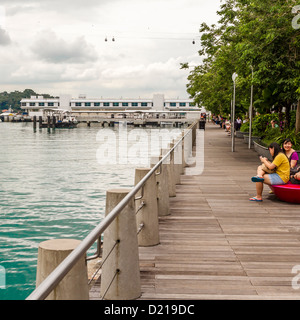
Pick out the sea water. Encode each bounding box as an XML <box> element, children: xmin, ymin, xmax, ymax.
<box><xmin>0</xmin><ymin>122</ymin><xmax>181</xmax><ymax>300</ymax></box>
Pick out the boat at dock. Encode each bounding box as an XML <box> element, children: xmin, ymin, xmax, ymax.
<box><xmin>34</xmin><ymin>109</ymin><xmax>78</xmax><ymax>129</ymax></box>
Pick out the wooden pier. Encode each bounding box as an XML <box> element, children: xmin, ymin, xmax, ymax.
<box><xmin>90</xmin><ymin>122</ymin><xmax>300</xmax><ymax>300</ymax></box>
<box><xmin>33</xmin><ymin>115</ymin><xmax>77</xmax><ymax>129</ymax></box>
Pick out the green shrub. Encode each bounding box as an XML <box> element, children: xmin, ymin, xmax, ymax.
<box><xmin>240</xmin><ymin>121</ymin><xmax>249</xmax><ymax>132</ymax></box>
<box><xmin>288</xmin><ymin>110</ymin><xmax>296</xmax><ymax>130</ymax></box>
<box><xmin>246</xmin><ymin>112</ymin><xmax>299</xmax><ymax>149</ymax></box>
<box><xmin>263</xmin><ymin>127</ymin><xmax>281</xmax><ymax>142</ymax></box>
<box><xmin>274</xmin><ymin>129</ymin><xmax>300</xmax><ymax>150</ymax></box>
<box><xmin>252</xmin><ymin>114</ymin><xmax>279</xmax><ymax>137</ymax></box>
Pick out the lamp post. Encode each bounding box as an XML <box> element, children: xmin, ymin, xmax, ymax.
<box><xmin>248</xmin><ymin>66</ymin><xmax>254</xmax><ymax>149</ymax></box>
<box><xmin>231</xmin><ymin>72</ymin><xmax>238</xmax><ymax>152</ymax></box>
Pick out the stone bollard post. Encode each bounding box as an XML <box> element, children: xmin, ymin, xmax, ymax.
<box><xmin>134</xmin><ymin>168</ymin><xmax>160</xmax><ymax>246</ymax></box>
<box><xmin>192</xmin><ymin>123</ymin><xmax>196</xmax><ymax>145</ymax></box>
<box><xmin>150</xmin><ymin>156</ymin><xmax>170</xmax><ymax>216</ymax></box>
<box><xmin>161</xmin><ymin>148</ymin><xmax>176</xmax><ymax>197</ymax></box>
<box><xmin>183</xmin><ymin>129</ymin><xmax>193</xmax><ymax>167</ymax></box>
<box><xmin>36</xmin><ymin>239</ymin><xmax>89</xmax><ymax>300</ymax></box>
<box><xmin>171</xmin><ymin>140</ymin><xmax>182</xmax><ymax>185</ymax></box>
<box><xmin>181</xmin><ymin>132</ymin><xmax>187</xmax><ymax>172</ymax></box>
<box><xmin>100</xmin><ymin>189</ymin><xmax>141</xmax><ymax>300</ymax></box>
<box><xmin>177</xmin><ymin>138</ymin><xmax>184</xmax><ymax>174</ymax></box>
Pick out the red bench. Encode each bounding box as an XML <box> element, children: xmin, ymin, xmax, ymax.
<box><xmin>270</xmin><ymin>183</ymin><xmax>300</xmax><ymax>204</ymax></box>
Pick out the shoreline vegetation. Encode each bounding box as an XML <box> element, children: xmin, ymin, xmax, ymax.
<box><xmin>0</xmin><ymin>89</ymin><xmax>56</xmax><ymax>112</ymax></box>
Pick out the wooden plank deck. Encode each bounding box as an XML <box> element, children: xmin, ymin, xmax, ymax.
<box><xmin>90</xmin><ymin>123</ymin><xmax>300</xmax><ymax>300</ymax></box>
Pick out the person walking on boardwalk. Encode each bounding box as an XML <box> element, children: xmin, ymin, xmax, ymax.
<box><xmin>249</xmin><ymin>142</ymin><xmax>290</xmax><ymax>202</ymax></box>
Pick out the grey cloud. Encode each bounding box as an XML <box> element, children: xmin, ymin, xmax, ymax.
<box><xmin>2</xmin><ymin>0</ymin><xmax>112</xmax><ymax>12</ymax></box>
<box><xmin>31</xmin><ymin>31</ymin><xmax>98</xmax><ymax>64</ymax></box>
<box><xmin>0</xmin><ymin>28</ymin><xmax>11</xmax><ymax>45</ymax></box>
<box><xmin>6</xmin><ymin>5</ymin><xmax>38</xmax><ymax>16</ymax></box>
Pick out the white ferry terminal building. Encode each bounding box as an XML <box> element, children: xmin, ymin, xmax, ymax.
<box><xmin>20</xmin><ymin>94</ymin><xmax>205</xmax><ymax>116</ymax></box>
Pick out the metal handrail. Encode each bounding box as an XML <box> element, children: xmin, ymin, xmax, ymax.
<box><xmin>26</xmin><ymin>121</ymin><xmax>198</xmax><ymax>300</ymax></box>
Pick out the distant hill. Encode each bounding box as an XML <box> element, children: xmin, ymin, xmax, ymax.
<box><xmin>0</xmin><ymin>89</ymin><xmax>56</xmax><ymax>112</ymax></box>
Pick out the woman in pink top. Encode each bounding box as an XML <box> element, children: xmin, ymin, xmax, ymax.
<box><xmin>282</xmin><ymin>138</ymin><xmax>299</xmax><ymax>170</ymax></box>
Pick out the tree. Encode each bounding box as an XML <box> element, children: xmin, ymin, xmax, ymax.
<box><xmin>235</xmin><ymin>0</ymin><xmax>300</xmax><ymax>127</ymax></box>
<box><xmin>185</xmin><ymin>0</ymin><xmax>300</xmax><ymax>132</ymax></box>
<box><xmin>0</xmin><ymin>89</ymin><xmax>56</xmax><ymax>112</ymax></box>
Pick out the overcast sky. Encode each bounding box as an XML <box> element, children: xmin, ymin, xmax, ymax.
<box><xmin>0</xmin><ymin>0</ymin><xmax>221</xmax><ymax>99</ymax></box>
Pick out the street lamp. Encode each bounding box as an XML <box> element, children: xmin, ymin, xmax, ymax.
<box><xmin>248</xmin><ymin>66</ymin><xmax>254</xmax><ymax>149</ymax></box>
<box><xmin>231</xmin><ymin>72</ymin><xmax>238</xmax><ymax>152</ymax></box>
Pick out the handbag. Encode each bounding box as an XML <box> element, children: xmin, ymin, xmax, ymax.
<box><xmin>290</xmin><ymin>176</ymin><xmax>300</xmax><ymax>185</ymax></box>
<box><xmin>290</xmin><ymin>165</ymin><xmax>300</xmax><ymax>175</ymax></box>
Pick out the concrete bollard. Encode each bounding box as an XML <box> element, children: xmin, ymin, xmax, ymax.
<box><xmin>170</xmin><ymin>140</ymin><xmax>182</xmax><ymax>185</ymax></box>
<box><xmin>100</xmin><ymin>189</ymin><xmax>141</xmax><ymax>300</ymax></box>
<box><xmin>134</xmin><ymin>168</ymin><xmax>160</xmax><ymax>246</ymax></box>
<box><xmin>183</xmin><ymin>130</ymin><xmax>193</xmax><ymax>167</ymax></box>
<box><xmin>162</xmin><ymin>148</ymin><xmax>176</xmax><ymax>197</ymax></box>
<box><xmin>150</xmin><ymin>157</ymin><xmax>170</xmax><ymax>216</ymax></box>
<box><xmin>36</xmin><ymin>239</ymin><xmax>89</xmax><ymax>300</ymax></box>
<box><xmin>181</xmin><ymin>132</ymin><xmax>187</xmax><ymax>172</ymax></box>
<box><xmin>174</xmin><ymin>135</ymin><xmax>185</xmax><ymax>175</ymax></box>
<box><xmin>177</xmin><ymin>138</ymin><xmax>184</xmax><ymax>174</ymax></box>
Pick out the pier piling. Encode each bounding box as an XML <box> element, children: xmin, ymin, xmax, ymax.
<box><xmin>52</xmin><ymin>116</ymin><xmax>56</xmax><ymax>128</ymax></box>
<box><xmin>33</xmin><ymin>116</ymin><xmax>37</xmax><ymax>130</ymax></box>
<box><xmin>39</xmin><ymin>116</ymin><xmax>42</xmax><ymax>129</ymax></box>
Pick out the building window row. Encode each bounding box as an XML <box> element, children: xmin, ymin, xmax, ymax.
<box><xmin>22</xmin><ymin>101</ymin><xmax>195</xmax><ymax>108</ymax></box>
<box><xmin>169</xmin><ymin>102</ymin><xmax>195</xmax><ymax>107</ymax></box>
<box><xmin>74</xmin><ymin>102</ymin><xmax>150</xmax><ymax>107</ymax></box>
<box><xmin>23</xmin><ymin>102</ymin><xmax>57</xmax><ymax>107</ymax></box>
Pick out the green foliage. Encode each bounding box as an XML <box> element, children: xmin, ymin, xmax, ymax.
<box><xmin>263</xmin><ymin>127</ymin><xmax>281</xmax><ymax>144</ymax></box>
<box><xmin>289</xmin><ymin>110</ymin><xmax>297</xmax><ymax>130</ymax></box>
<box><xmin>240</xmin><ymin>121</ymin><xmax>249</xmax><ymax>132</ymax></box>
<box><xmin>0</xmin><ymin>89</ymin><xmax>55</xmax><ymax>112</ymax></box>
<box><xmin>252</xmin><ymin>114</ymin><xmax>279</xmax><ymax>136</ymax></box>
<box><xmin>185</xmin><ymin>0</ymin><xmax>300</xmax><ymax>130</ymax></box>
<box><xmin>274</xmin><ymin>130</ymin><xmax>300</xmax><ymax>150</ymax></box>
<box><xmin>250</xmin><ymin>112</ymin><xmax>300</xmax><ymax>149</ymax></box>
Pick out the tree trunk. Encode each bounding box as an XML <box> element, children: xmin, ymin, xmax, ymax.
<box><xmin>285</xmin><ymin>102</ymin><xmax>291</xmax><ymax>130</ymax></box>
<box><xmin>278</xmin><ymin>106</ymin><xmax>283</xmax><ymax>132</ymax></box>
<box><xmin>296</xmin><ymin>100</ymin><xmax>300</xmax><ymax>134</ymax></box>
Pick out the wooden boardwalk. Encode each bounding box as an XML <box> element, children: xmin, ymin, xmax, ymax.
<box><xmin>137</xmin><ymin>123</ymin><xmax>300</xmax><ymax>300</ymax></box>
<box><xmin>89</xmin><ymin>123</ymin><xmax>300</xmax><ymax>300</ymax></box>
